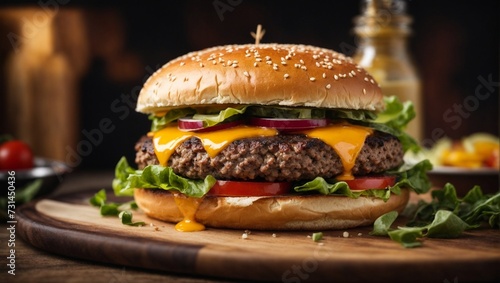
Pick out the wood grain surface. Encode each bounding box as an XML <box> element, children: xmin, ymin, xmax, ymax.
<box><xmin>15</xmin><ymin>190</ymin><xmax>500</xmax><ymax>283</ymax></box>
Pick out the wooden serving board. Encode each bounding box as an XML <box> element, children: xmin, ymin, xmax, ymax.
<box><xmin>17</xmin><ymin>190</ymin><xmax>500</xmax><ymax>283</ymax></box>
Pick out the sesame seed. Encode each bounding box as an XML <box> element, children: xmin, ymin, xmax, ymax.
<box><xmin>244</xmin><ymin>71</ymin><xmax>250</xmax><ymax>77</ymax></box>
<box><xmin>266</xmin><ymin>61</ymin><xmax>272</xmax><ymax>65</ymax></box>
<box><xmin>370</xmin><ymin>79</ymin><xmax>375</xmax><ymax>84</ymax></box>
<box><xmin>294</xmin><ymin>63</ymin><xmax>301</xmax><ymax>68</ymax></box>
<box><xmin>272</xmin><ymin>233</ymin><xmax>277</xmax><ymax>238</ymax></box>
<box><xmin>199</xmin><ymin>63</ymin><xmax>204</xmax><ymax>67</ymax></box>
<box><xmin>299</xmin><ymin>59</ymin><xmax>305</xmax><ymax>64</ymax></box>
<box><xmin>310</xmin><ymin>77</ymin><xmax>316</xmax><ymax>81</ymax></box>
<box><xmin>227</xmin><ymin>60</ymin><xmax>232</xmax><ymax>65</ymax></box>
<box><xmin>343</xmin><ymin>231</ymin><xmax>350</xmax><ymax>238</ymax></box>
<box><xmin>256</xmin><ymin>58</ymin><xmax>262</xmax><ymax>62</ymax></box>
<box><xmin>254</xmin><ymin>62</ymin><xmax>258</xmax><ymax>67</ymax></box>
<box><xmin>232</xmin><ymin>63</ymin><xmax>238</xmax><ymax>68</ymax></box>
<box><xmin>364</xmin><ymin>77</ymin><xmax>369</xmax><ymax>82</ymax></box>
<box><xmin>245</xmin><ymin>53</ymin><xmax>251</xmax><ymax>57</ymax></box>
<box><xmin>322</xmin><ymin>73</ymin><xmax>326</xmax><ymax>79</ymax></box>
<box><xmin>281</xmin><ymin>61</ymin><xmax>287</xmax><ymax>66</ymax></box>
<box><xmin>363</xmin><ymin>88</ymin><xmax>366</xmax><ymax>94</ymax></box>
<box><xmin>180</xmin><ymin>62</ymin><xmax>185</xmax><ymax>66</ymax></box>
<box><xmin>273</xmin><ymin>65</ymin><xmax>278</xmax><ymax>71</ymax></box>
<box><xmin>358</xmin><ymin>233</ymin><xmax>363</xmax><ymax>236</ymax></box>
<box><xmin>285</xmin><ymin>55</ymin><xmax>291</xmax><ymax>60</ymax></box>
<box><xmin>348</xmin><ymin>73</ymin><xmax>353</xmax><ymax>77</ymax></box>
<box><xmin>284</xmin><ymin>73</ymin><xmax>290</xmax><ymax>79</ymax></box>
<box><xmin>326</xmin><ymin>84</ymin><xmax>331</xmax><ymax>89</ymax></box>
<box><xmin>315</xmin><ymin>62</ymin><xmax>321</xmax><ymax>67</ymax></box>
<box><xmin>334</xmin><ymin>75</ymin><xmax>339</xmax><ymax>80</ymax></box>
<box><xmin>212</xmin><ymin>61</ymin><xmax>217</xmax><ymax>65</ymax></box>
<box><xmin>301</xmin><ymin>66</ymin><xmax>307</xmax><ymax>71</ymax></box>
<box><xmin>241</xmin><ymin>233</ymin><xmax>249</xmax><ymax>239</ymax></box>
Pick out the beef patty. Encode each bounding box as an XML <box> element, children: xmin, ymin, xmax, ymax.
<box><xmin>135</xmin><ymin>132</ymin><xmax>404</xmax><ymax>182</ymax></box>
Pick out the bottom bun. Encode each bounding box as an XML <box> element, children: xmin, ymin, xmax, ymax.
<box><xmin>134</xmin><ymin>188</ymin><xmax>410</xmax><ymax>230</ymax></box>
<box><xmin>134</xmin><ymin>189</ymin><xmax>410</xmax><ymax>230</ymax></box>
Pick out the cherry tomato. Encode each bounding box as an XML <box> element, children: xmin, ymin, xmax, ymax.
<box><xmin>249</xmin><ymin>117</ymin><xmax>328</xmax><ymax>131</ymax></box>
<box><xmin>208</xmin><ymin>180</ymin><xmax>292</xmax><ymax>196</ymax></box>
<box><xmin>178</xmin><ymin>118</ymin><xmax>243</xmax><ymax>132</ymax></box>
<box><xmin>0</xmin><ymin>140</ymin><xmax>34</xmax><ymax>170</ymax></box>
<box><xmin>343</xmin><ymin>176</ymin><xmax>396</xmax><ymax>191</ymax></box>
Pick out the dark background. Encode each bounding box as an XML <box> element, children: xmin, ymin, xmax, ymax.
<box><xmin>1</xmin><ymin>0</ymin><xmax>499</xmax><ymax>171</ymax></box>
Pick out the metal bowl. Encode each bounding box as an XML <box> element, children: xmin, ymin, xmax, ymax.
<box><xmin>0</xmin><ymin>158</ymin><xmax>72</xmax><ymax>219</ymax></box>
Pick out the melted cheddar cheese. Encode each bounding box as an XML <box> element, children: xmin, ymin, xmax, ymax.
<box><xmin>299</xmin><ymin>123</ymin><xmax>373</xmax><ymax>180</ymax></box>
<box><xmin>173</xmin><ymin>195</ymin><xmax>205</xmax><ymax>232</ymax></box>
<box><xmin>153</xmin><ymin>125</ymin><xmax>278</xmax><ymax>165</ymax></box>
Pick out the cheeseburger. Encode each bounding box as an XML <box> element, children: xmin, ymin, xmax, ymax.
<box><xmin>113</xmin><ymin>44</ymin><xmax>431</xmax><ymax>231</ymax></box>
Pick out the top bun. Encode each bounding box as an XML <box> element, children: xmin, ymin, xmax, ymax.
<box><xmin>137</xmin><ymin>44</ymin><xmax>383</xmax><ymax>113</ymax></box>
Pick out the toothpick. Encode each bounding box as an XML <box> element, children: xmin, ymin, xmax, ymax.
<box><xmin>251</xmin><ymin>24</ymin><xmax>265</xmax><ymax>45</ymax></box>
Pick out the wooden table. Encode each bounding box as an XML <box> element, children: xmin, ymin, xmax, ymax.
<box><xmin>1</xmin><ymin>171</ymin><xmax>499</xmax><ymax>282</ymax></box>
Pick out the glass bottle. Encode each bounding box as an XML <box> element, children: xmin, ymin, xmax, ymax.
<box><xmin>352</xmin><ymin>0</ymin><xmax>422</xmax><ymax>142</ymax></box>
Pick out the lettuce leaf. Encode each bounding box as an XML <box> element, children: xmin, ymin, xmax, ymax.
<box><xmin>373</xmin><ymin>184</ymin><xmax>500</xmax><ymax>248</ymax></box>
<box><xmin>149</xmin><ymin>108</ymin><xmax>195</xmax><ymax>131</ymax></box>
<box><xmin>408</xmin><ymin>183</ymin><xmax>500</xmax><ymax>228</ymax></box>
<box><xmin>112</xmin><ymin>157</ymin><xmax>216</xmax><ymax>198</ymax></box>
<box><xmin>294</xmin><ymin>160</ymin><xmax>432</xmax><ymax>200</ymax></box>
<box><xmin>351</xmin><ymin>96</ymin><xmax>419</xmax><ymax>153</ymax></box>
<box><xmin>193</xmin><ymin>106</ymin><xmax>247</xmax><ymax>127</ymax></box>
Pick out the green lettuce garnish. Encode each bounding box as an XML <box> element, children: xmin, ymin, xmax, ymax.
<box><xmin>351</xmin><ymin>96</ymin><xmax>419</xmax><ymax>152</ymax></box>
<box><xmin>149</xmin><ymin>108</ymin><xmax>195</xmax><ymax>131</ymax></box>
<box><xmin>193</xmin><ymin>106</ymin><xmax>247</xmax><ymax>127</ymax></box>
<box><xmin>90</xmin><ymin>189</ymin><xmax>145</xmax><ymax>226</ymax></box>
<box><xmin>371</xmin><ymin>184</ymin><xmax>500</xmax><ymax>248</ymax></box>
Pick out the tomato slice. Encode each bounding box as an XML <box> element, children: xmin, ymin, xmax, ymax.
<box><xmin>343</xmin><ymin>176</ymin><xmax>396</xmax><ymax>191</ymax></box>
<box><xmin>178</xmin><ymin>118</ymin><xmax>243</xmax><ymax>132</ymax></box>
<box><xmin>249</xmin><ymin>117</ymin><xmax>328</xmax><ymax>131</ymax></box>
<box><xmin>208</xmin><ymin>180</ymin><xmax>292</xmax><ymax>196</ymax></box>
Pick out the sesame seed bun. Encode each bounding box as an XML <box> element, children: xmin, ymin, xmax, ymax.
<box><xmin>134</xmin><ymin>188</ymin><xmax>410</xmax><ymax>230</ymax></box>
<box><xmin>136</xmin><ymin>44</ymin><xmax>383</xmax><ymax>114</ymax></box>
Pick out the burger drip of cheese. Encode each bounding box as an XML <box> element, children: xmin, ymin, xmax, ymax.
<box><xmin>131</xmin><ymin>44</ymin><xmax>412</xmax><ymax>231</ymax></box>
